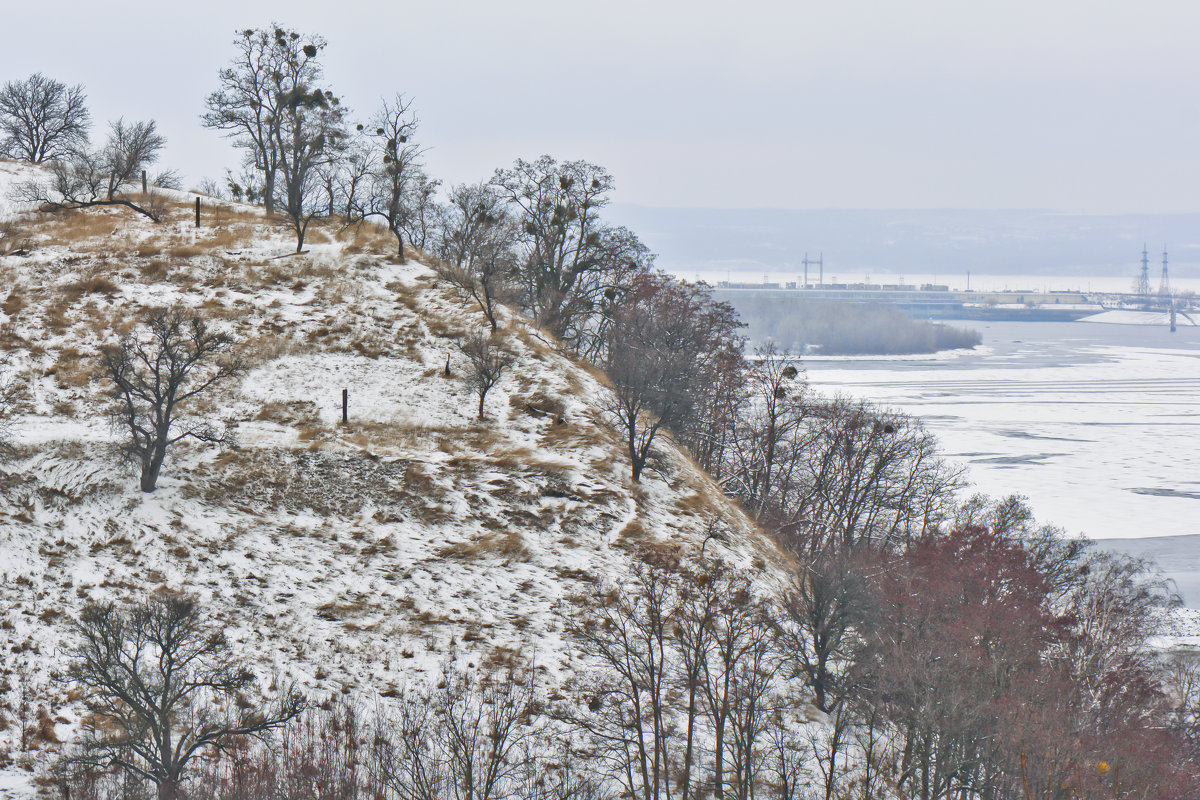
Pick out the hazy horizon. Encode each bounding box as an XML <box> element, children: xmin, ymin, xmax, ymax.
<box><xmin>606</xmin><ymin>204</ymin><xmax>1200</xmax><ymax>285</ymax></box>
<box><xmin>3</xmin><ymin>1</ymin><xmax>1200</xmax><ymax>214</ymax></box>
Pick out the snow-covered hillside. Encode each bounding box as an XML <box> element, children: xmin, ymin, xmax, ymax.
<box><xmin>0</xmin><ymin>161</ymin><xmax>777</xmax><ymax>782</ymax></box>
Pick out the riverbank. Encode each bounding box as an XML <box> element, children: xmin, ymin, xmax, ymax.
<box><xmin>802</xmin><ymin>320</ymin><xmax>1200</xmax><ymax>540</ymax></box>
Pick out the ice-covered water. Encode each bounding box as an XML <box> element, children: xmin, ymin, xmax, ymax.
<box><xmin>802</xmin><ymin>320</ymin><xmax>1200</xmax><ymax>541</ymax></box>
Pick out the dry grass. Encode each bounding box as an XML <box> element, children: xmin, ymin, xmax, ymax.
<box><xmin>239</xmin><ymin>332</ymin><xmax>307</xmax><ymax>367</ymax></box>
<box><xmin>2</xmin><ymin>287</ymin><xmax>27</xmax><ymax>318</ymax></box>
<box><xmin>335</xmin><ymin>420</ymin><xmax>468</xmax><ymax>453</ymax></box>
<box><xmin>51</xmin><ymin>347</ymin><xmax>98</xmax><ymax>388</ymax></box>
<box><xmin>63</xmin><ymin>267</ymin><xmax>120</xmax><ymax>300</ymax></box>
<box><xmin>538</xmin><ymin>419</ymin><xmax>612</xmax><ymax>452</ymax></box>
<box><xmin>166</xmin><ymin>244</ymin><xmax>206</xmax><ymax>260</ymax></box>
<box><xmin>41</xmin><ymin>208</ymin><xmax>127</xmax><ymax>245</ymax></box>
<box><xmin>138</xmin><ymin>258</ymin><xmax>170</xmax><ymax>281</ymax></box>
<box><xmin>254</xmin><ymin>400</ymin><xmax>319</xmax><ymax>426</ymax></box>
<box><xmin>615</xmin><ymin>516</ymin><xmax>654</xmax><ymax>551</ymax></box>
<box><xmin>673</xmin><ymin>489</ymin><xmax>721</xmax><ymax>517</ymax></box>
<box><xmin>436</xmin><ymin>529</ymin><xmax>528</xmax><ymax>562</ymax></box>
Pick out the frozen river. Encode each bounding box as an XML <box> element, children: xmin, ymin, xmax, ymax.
<box><xmin>802</xmin><ymin>320</ymin><xmax>1200</xmax><ymax>541</ymax></box>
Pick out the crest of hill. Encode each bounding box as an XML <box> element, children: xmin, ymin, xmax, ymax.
<box><xmin>0</xmin><ymin>160</ymin><xmax>779</xmax><ymax>756</ymax></box>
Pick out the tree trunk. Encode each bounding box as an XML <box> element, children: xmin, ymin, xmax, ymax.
<box><xmin>478</xmin><ymin>391</ymin><xmax>486</xmax><ymax>420</ymax></box>
<box><xmin>295</xmin><ymin>224</ymin><xmax>306</xmax><ymax>254</ymax></box>
<box><xmin>263</xmin><ymin>171</ymin><xmax>275</xmax><ymax>214</ymax></box>
<box><xmin>140</xmin><ymin>448</ymin><xmax>166</xmax><ymax>493</ymax></box>
<box><xmin>395</xmin><ymin>229</ymin><xmax>405</xmax><ymax>262</ymax></box>
<box><xmin>157</xmin><ymin>777</ymin><xmax>178</xmax><ymax>800</ymax></box>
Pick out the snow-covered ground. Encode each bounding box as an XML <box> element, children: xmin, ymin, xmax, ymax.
<box><xmin>0</xmin><ymin>162</ymin><xmax>780</xmax><ymax>782</ymax></box>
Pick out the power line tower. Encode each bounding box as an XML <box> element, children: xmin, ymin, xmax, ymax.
<box><xmin>802</xmin><ymin>252</ymin><xmax>824</xmax><ymax>287</ymax></box>
<box><xmin>1159</xmin><ymin>247</ymin><xmax>1171</xmax><ymax>296</ymax></box>
<box><xmin>1134</xmin><ymin>244</ymin><xmax>1152</xmax><ymax>297</ymax></box>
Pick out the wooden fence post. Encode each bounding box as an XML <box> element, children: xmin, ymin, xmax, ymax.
<box><xmin>342</xmin><ymin>389</ymin><xmax>348</xmax><ymax>425</ymax></box>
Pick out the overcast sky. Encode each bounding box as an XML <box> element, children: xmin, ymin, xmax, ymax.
<box><xmin>2</xmin><ymin>1</ymin><xmax>1198</xmax><ymax>212</ymax></box>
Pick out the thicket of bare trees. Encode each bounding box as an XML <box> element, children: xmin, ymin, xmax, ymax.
<box><xmin>47</xmin><ymin>535</ymin><xmax>1200</xmax><ymax>800</ymax></box>
<box><xmin>102</xmin><ymin>309</ymin><xmax>241</xmax><ymax>492</ymax></box>
<box><xmin>0</xmin><ymin>72</ymin><xmax>90</xmax><ymax>163</ymax></box>
<box><xmin>15</xmin><ymin>117</ymin><xmax>173</xmax><ymax>220</ymax></box>
<box><xmin>57</xmin><ymin>657</ymin><xmax>597</xmax><ymax>800</ymax></box>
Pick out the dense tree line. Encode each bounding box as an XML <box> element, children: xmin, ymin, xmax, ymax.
<box><xmin>49</xmin><ymin>532</ymin><xmax>1200</xmax><ymax>800</ymax></box>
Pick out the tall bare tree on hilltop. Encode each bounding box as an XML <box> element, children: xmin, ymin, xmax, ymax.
<box><xmin>0</xmin><ymin>72</ymin><xmax>90</xmax><ymax>163</ymax></box>
<box><xmin>203</xmin><ymin>25</ymin><xmax>326</xmax><ymax>214</ymax></box>
<box><xmin>273</xmin><ymin>83</ymin><xmax>348</xmax><ymax>252</ymax></box>
<box><xmin>361</xmin><ymin>93</ymin><xmax>425</xmax><ymax>259</ymax></box>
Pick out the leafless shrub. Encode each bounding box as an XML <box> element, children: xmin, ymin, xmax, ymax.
<box><xmin>0</xmin><ymin>368</ymin><xmax>16</xmax><ymax>458</ymax></box>
<box><xmin>461</xmin><ymin>328</ymin><xmax>516</xmax><ymax>420</ymax></box>
<box><xmin>0</xmin><ymin>218</ymin><xmax>33</xmax><ymax>256</ymax></box>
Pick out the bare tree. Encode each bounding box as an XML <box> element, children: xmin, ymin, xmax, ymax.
<box><xmin>492</xmin><ymin>156</ymin><xmax>654</xmax><ymax>346</ymax></box>
<box><xmin>102</xmin><ymin>309</ymin><xmax>242</xmax><ymax>492</ymax></box>
<box><xmin>604</xmin><ymin>273</ymin><xmax>744</xmax><ymax>482</ymax></box>
<box><xmin>401</xmin><ymin>169</ymin><xmax>442</xmax><ymax>253</ymax></box>
<box><xmin>0</xmin><ymin>370</ymin><xmax>16</xmax><ymax>458</ymax></box>
<box><xmin>64</xmin><ymin>595</ymin><xmax>304</xmax><ymax>800</ymax></box>
<box><xmin>461</xmin><ymin>329</ymin><xmax>516</xmax><ymax>420</ymax></box>
<box><xmin>568</xmin><ymin>554</ymin><xmax>686</xmax><ymax>800</ymax></box>
<box><xmin>14</xmin><ymin>118</ymin><xmax>169</xmax><ymax>221</ymax></box>
<box><xmin>202</xmin><ymin>25</ymin><xmax>326</xmax><ymax>214</ymax></box>
<box><xmin>0</xmin><ymin>73</ymin><xmax>90</xmax><ymax>163</ymax></box>
<box><xmin>774</xmin><ymin>546</ymin><xmax>875</xmax><ymax>800</ymax></box>
<box><xmin>783</xmin><ymin>398</ymin><xmax>962</xmax><ymax>551</ymax></box>
<box><xmin>327</xmin><ymin>129</ymin><xmax>375</xmax><ymax>221</ymax></box>
<box><xmin>723</xmin><ymin>345</ymin><xmax>811</xmax><ymax>521</ymax></box>
<box><xmin>361</xmin><ymin>94</ymin><xmax>425</xmax><ymax>258</ymax></box>
<box><xmin>437</xmin><ymin>182</ymin><xmax>519</xmax><ymax>330</ymax></box>
<box><xmin>273</xmin><ymin>84</ymin><xmax>348</xmax><ymax>252</ymax></box>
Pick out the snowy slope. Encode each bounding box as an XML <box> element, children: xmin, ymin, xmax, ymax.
<box><xmin>0</xmin><ymin>161</ymin><xmax>779</xmax><ymax>781</ymax></box>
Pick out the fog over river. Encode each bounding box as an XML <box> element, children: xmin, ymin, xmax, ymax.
<box><xmin>800</xmin><ymin>319</ymin><xmax>1200</xmax><ymax>541</ymax></box>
